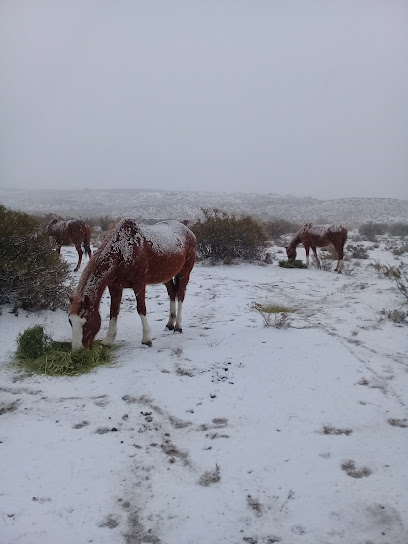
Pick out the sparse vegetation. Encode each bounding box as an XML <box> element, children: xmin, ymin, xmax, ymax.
<box><xmin>253</xmin><ymin>302</ymin><xmax>295</xmax><ymax>328</ymax></box>
<box><xmin>191</xmin><ymin>208</ymin><xmax>267</xmax><ymax>263</ymax></box>
<box><xmin>346</xmin><ymin>244</ymin><xmax>369</xmax><ymax>259</ymax></box>
<box><xmin>382</xmin><ymin>264</ymin><xmax>408</xmax><ymax>301</ymax></box>
<box><xmin>0</xmin><ymin>205</ymin><xmax>72</xmax><ymax>311</ymax></box>
<box><xmin>358</xmin><ymin>221</ymin><xmax>386</xmax><ymax>241</ymax></box>
<box><xmin>14</xmin><ymin>325</ymin><xmax>113</xmax><ymax>376</ymax></box>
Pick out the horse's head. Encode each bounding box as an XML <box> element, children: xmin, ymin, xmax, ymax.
<box><xmin>69</xmin><ymin>294</ymin><xmax>101</xmax><ymax>350</ymax></box>
<box><xmin>285</xmin><ymin>245</ymin><xmax>297</xmax><ymax>260</ymax></box>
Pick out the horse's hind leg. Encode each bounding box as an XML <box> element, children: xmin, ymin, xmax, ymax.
<box><xmin>102</xmin><ymin>286</ymin><xmax>123</xmax><ymax>346</ymax></box>
<box><xmin>335</xmin><ymin>246</ymin><xmax>345</xmax><ymax>273</ymax></box>
<box><xmin>164</xmin><ymin>280</ymin><xmax>177</xmax><ymax>330</ymax></box>
<box><xmin>134</xmin><ymin>286</ymin><xmax>152</xmax><ymax>347</ymax></box>
<box><xmin>173</xmin><ymin>270</ymin><xmax>193</xmax><ymax>333</ymax></box>
<box><xmin>74</xmin><ymin>244</ymin><xmax>83</xmax><ymax>271</ymax></box>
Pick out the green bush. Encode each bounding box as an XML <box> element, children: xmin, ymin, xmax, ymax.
<box><xmin>0</xmin><ymin>205</ymin><xmax>72</xmax><ymax>310</ymax></box>
<box><xmin>358</xmin><ymin>222</ymin><xmax>386</xmax><ymax>241</ymax></box>
<box><xmin>191</xmin><ymin>208</ymin><xmax>267</xmax><ymax>263</ymax></box>
<box><xmin>388</xmin><ymin>222</ymin><xmax>408</xmax><ymax>237</ymax></box>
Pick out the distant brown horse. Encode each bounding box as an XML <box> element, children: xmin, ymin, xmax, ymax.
<box><xmin>46</xmin><ymin>219</ymin><xmax>92</xmax><ymax>272</ymax></box>
<box><xmin>69</xmin><ymin>219</ymin><xmax>197</xmax><ymax>351</ymax></box>
<box><xmin>286</xmin><ymin>223</ymin><xmax>348</xmax><ymax>273</ymax></box>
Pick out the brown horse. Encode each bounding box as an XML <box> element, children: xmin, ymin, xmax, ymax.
<box><xmin>69</xmin><ymin>219</ymin><xmax>197</xmax><ymax>351</ymax></box>
<box><xmin>46</xmin><ymin>219</ymin><xmax>92</xmax><ymax>272</ymax></box>
<box><xmin>286</xmin><ymin>223</ymin><xmax>348</xmax><ymax>273</ymax></box>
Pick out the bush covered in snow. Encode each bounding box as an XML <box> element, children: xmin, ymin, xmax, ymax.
<box><xmin>191</xmin><ymin>208</ymin><xmax>267</xmax><ymax>263</ymax></box>
<box><xmin>0</xmin><ymin>205</ymin><xmax>72</xmax><ymax>311</ymax></box>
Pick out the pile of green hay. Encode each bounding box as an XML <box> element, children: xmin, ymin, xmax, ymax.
<box><xmin>279</xmin><ymin>259</ymin><xmax>308</xmax><ymax>269</ymax></box>
<box><xmin>14</xmin><ymin>325</ymin><xmax>113</xmax><ymax>376</ymax></box>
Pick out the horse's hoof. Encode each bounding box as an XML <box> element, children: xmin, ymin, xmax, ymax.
<box><xmin>74</xmin><ymin>267</ymin><xmax>79</xmax><ymax>272</ymax></box>
<box><xmin>142</xmin><ymin>340</ymin><xmax>153</xmax><ymax>347</ymax></box>
<box><xmin>174</xmin><ymin>327</ymin><xmax>183</xmax><ymax>333</ymax></box>
<box><xmin>166</xmin><ymin>323</ymin><xmax>174</xmax><ymax>331</ymax></box>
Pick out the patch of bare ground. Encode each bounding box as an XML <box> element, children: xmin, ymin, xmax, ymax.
<box><xmin>341</xmin><ymin>460</ymin><xmax>372</xmax><ymax>478</ymax></box>
<box><xmin>321</xmin><ymin>425</ymin><xmax>353</xmax><ymax>436</ymax></box>
<box><xmin>198</xmin><ymin>464</ymin><xmax>221</xmax><ymax>486</ymax></box>
<box><xmin>388</xmin><ymin>418</ymin><xmax>408</xmax><ymax>428</ymax></box>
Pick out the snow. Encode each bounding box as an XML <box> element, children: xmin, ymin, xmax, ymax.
<box><xmin>1</xmin><ymin>241</ymin><xmax>408</xmax><ymax>544</ymax></box>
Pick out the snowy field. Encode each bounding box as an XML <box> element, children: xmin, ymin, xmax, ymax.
<box><xmin>1</xmin><ymin>239</ymin><xmax>408</xmax><ymax>544</ymax></box>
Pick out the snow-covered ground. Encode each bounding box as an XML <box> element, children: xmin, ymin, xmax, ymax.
<box><xmin>1</xmin><ymin>240</ymin><xmax>407</xmax><ymax>544</ymax></box>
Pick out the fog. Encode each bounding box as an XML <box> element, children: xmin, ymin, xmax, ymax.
<box><xmin>1</xmin><ymin>1</ymin><xmax>407</xmax><ymax>200</ymax></box>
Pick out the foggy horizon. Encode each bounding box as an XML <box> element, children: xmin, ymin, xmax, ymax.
<box><xmin>1</xmin><ymin>1</ymin><xmax>407</xmax><ymax>201</ymax></box>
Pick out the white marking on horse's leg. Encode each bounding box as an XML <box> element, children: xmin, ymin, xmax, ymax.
<box><xmin>175</xmin><ymin>301</ymin><xmax>183</xmax><ymax>332</ymax></box>
<box><xmin>140</xmin><ymin>314</ymin><xmax>152</xmax><ymax>346</ymax></box>
<box><xmin>103</xmin><ymin>317</ymin><xmax>117</xmax><ymax>345</ymax></box>
<box><xmin>306</xmin><ymin>255</ymin><xmax>310</xmax><ymax>267</ymax></box>
<box><xmin>338</xmin><ymin>259</ymin><xmax>344</xmax><ymax>272</ymax></box>
<box><xmin>70</xmin><ymin>314</ymin><xmax>85</xmax><ymax>351</ymax></box>
<box><xmin>166</xmin><ymin>300</ymin><xmax>176</xmax><ymax>330</ymax></box>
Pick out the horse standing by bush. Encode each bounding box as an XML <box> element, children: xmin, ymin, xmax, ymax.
<box><xmin>69</xmin><ymin>219</ymin><xmax>197</xmax><ymax>351</ymax></box>
<box><xmin>46</xmin><ymin>219</ymin><xmax>92</xmax><ymax>272</ymax></box>
<box><xmin>286</xmin><ymin>223</ymin><xmax>348</xmax><ymax>273</ymax></box>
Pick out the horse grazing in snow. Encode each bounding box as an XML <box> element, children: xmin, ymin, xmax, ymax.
<box><xmin>69</xmin><ymin>219</ymin><xmax>197</xmax><ymax>351</ymax></box>
<box><xmin>46</xmin><ymin>219</ymin><xmax>92</xmax><ymax>272</ymax></box>
<box><xmin>285</xmin><ymin>223</ymin><xmax>348</xmax><ymax>273</ymax></box>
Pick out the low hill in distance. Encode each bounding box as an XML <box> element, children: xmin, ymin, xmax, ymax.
<box><xmin>1</xmin><ymin>188</ymin><xmax>407</xmax><ymax>225</ymax></box>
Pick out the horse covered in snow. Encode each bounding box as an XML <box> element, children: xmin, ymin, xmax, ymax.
<box><xmin>69</xmin><ymin>219</ymin><xmax>197</xmax><ymax>351</ymax></box>
<box><xmin>285</xmin><ymin>223</ymin><xmax>348</xmax><ymax>272</ymax></box>
<box><xmin>46</xmin><ymin>219</ymin><xmax>92</xmax><ymax>272</ymax></box>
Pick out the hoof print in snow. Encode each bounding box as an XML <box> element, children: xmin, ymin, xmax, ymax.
<box><xmin>388</xmin><ymin>418</ymin><xmax>408</xmax><ymax>428</ymax></box>
<box><xmin>94</xmin><ymin>427</ymin><xmax>111</xmax><ymax>435</ymax></box>
<box><xmin>98</xmin><ymin>514</ymin><xmax>120</xmax><ymax>529</ymax></box>
<box><xmin>198</xmin><ymin>464</ymin><xmax>221</xmax><ymax>486</ymax></box>
<box><xmin>73</xmin><ymin>420</ymin><xmax>89</xmax><ymax>429</ymax></box>
<box><xmin>341</xmin><ymin>460</ymin><xmax>372</xmax><ymax>478</ymax></box>
<box><xmin>0</xmin><ymin>401</ymin><xmax>19</xmax><ymax>416</ymax></box>
<box><xmin>247</xmin><ymin>495</ymin><xmax>262</xmax><ymax>517</ymax></box>
<box><xmin>321</xmin><ymin>425</ymin><xmax>353</xmax><ymax>436</ymax></box>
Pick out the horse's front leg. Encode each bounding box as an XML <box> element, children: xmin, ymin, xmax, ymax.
<box><xmin>134</xmin><ymin>286</ymin><xmax>152</xmax><ymax>347</ymax></box>
<box><xmin>102</xmin><ymin>286</ymin><xmax>123</xmax><ymax>346</ymax></box>
<box><xmin>74</xmin><ymin>244</ymin><xmax>83</xmax><ymax>272</ymax></box>
<box><xmin>164</xmin><ymin>280</ymin><xmax>177</xmax><ymax>330</ymax></box>
<box><xmin>305</xmin><ymin>246</ymin><xmax>310</xmax><ymax>267</ymax></box>
<box><xmin>312</xmin><ymin>246</ymin><xmax>321</xmax><ymax>269</ymax></box>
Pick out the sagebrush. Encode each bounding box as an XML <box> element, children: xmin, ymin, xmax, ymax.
<box><xmin>191</xmin><ymin>208</ymin><xmax>266</xmax><ymax>263</ymax></box>
<box><xmin>0</xmin><ymin>205</ymin><xmax>72</xmax><ymax>311</ymax></box>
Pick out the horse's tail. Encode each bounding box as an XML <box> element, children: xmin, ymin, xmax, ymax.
<box><xmin>83</xmin><ymin>224</ymin><xmax>92</xmax><ymax>259</ymax></box>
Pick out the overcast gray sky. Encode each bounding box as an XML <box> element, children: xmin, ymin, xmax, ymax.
<box><xmin>1</xmin><ymin>1</ymin><xmax>407</xmax><ymax>199</ymax></box>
